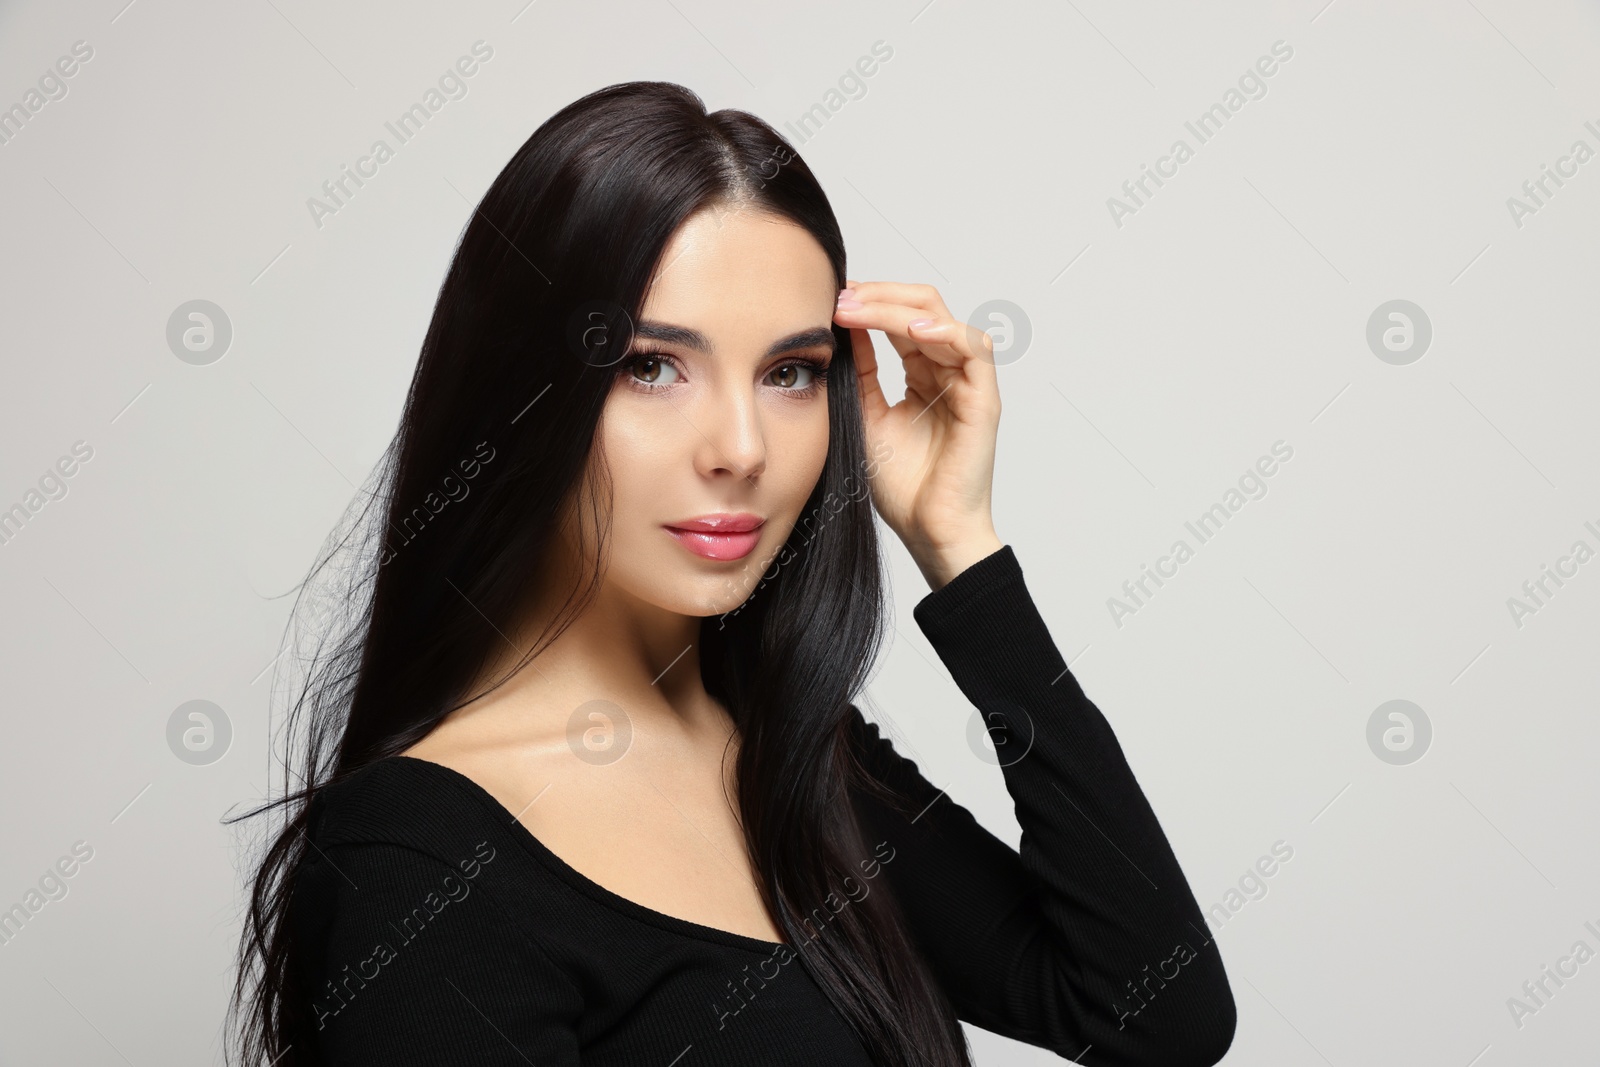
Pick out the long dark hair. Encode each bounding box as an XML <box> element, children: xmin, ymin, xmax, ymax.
<box><xmin>225</xmin><ymin>80</ymin><xmax>971</xmax><ymax>1066</ymax></box>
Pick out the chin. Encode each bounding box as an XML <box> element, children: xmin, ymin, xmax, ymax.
<box><xmin>633</xmin><ymin>552</ymin><xmax>763</xmax><ymax>619</ymax></box>
<box><xmin>680</xmin><ymin>566</ymin><xmax>762</xmax><ymax>619</ymax></box>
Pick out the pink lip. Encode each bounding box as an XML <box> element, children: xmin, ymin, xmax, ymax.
<box><xmin>664</xmin><ymin>514</ymin><xmax>765</xmax><ymax>561</ymax></box>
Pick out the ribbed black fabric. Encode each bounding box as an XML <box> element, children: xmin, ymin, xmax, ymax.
<box><xmin>291</xmin><ymin>546</ymin><xmax>1235</xmax><ymax>1064</ymax></box>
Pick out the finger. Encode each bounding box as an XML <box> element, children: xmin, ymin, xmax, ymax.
<box><xmin>844</xmin><ymin>281</ymin><xmax>951</xmax><ymax>319</ymax></box>
<box><xmin>835</xmin><ymin>300</ymin><xmax>967</xmax><ymax>368</ymax></box>
<box><xmin>848</xmin><ymin>326</ymin><xmax>890</xmax><ymax>423</ymax></box>
<box><xmin>835</xmin><ymin>293</ymin><xmax>920</xmax><ymax>360</ymax></box>
<box><xmin>902</xmin><ymin>351</ymin><xmax>943</xmax><ymax>400</ymax></box>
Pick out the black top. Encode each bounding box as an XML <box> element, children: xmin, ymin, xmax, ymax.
<box><xmin>292</xmin><ymin>546</ymin><xmax>1236</xmax><ymax>1065</ymax></box>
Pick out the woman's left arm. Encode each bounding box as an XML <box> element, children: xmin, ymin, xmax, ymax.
<box><xmin>835</xmin><ymin>282</ymin><xmax>1236</xmax><ymax>1064</ymax></box>
<box><xmin>846</xmin><ymin>547</ymin><xmax>1236</xmax><ymax>1065</ymax></box>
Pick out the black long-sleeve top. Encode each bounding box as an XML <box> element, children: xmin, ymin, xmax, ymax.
<box><xmin>291</xmin><ymin>546</ymin><xmax>1236</xmax><ymax>1064</ymax></box>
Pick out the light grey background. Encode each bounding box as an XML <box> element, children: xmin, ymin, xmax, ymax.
<box><xmin>2</xmin><ymin>0</ymin><xmax>1597</xmax><ymax>1063</ymax></box>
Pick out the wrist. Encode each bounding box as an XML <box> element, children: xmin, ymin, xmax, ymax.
<box><xmin>909</xmin><ymin>527</ymin><xmax>1004</xmax><ymax>592</ymax></box>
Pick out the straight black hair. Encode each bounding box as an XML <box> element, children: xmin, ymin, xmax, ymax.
<box><xmin>226</xmin><ymin>80</ymin><xmax>972</xmax><ymax>1066</ymax></box>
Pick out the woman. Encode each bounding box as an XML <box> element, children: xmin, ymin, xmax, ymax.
<box><xmin>228</xmin><ymin>81</ymin><xmax>1236</xmax><ymax>1066</ymax></box>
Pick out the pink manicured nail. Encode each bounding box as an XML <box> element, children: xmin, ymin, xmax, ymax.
<box><xmin>837</xmin><ymin>287</ymin><xmax>856</xmax><ymax>301</ymax></box>
<box><xmin>908</xmin><ymin>318</ymin><xmax>934</xmax><ymax>329</ymax></box>
<box><xmin>836</xmin><ymin>298</ymin><xmax>864</xmax><ymax>310</ymax></box>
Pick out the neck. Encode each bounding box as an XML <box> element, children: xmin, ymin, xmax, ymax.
<box><xmin>455</xmin><ymin>551</ymin><xmax>720</xmax><ymax>741</ymax></box>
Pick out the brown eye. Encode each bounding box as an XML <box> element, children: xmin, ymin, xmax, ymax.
<box><xmin>769</xmin><ymin>363</ymin><xmax>814</xmax><ymax>389</ymax></box>
<box><xmin>624</xmin><ymin>354</ymin><xmax>681</xmax><ymax>388</ymax></box>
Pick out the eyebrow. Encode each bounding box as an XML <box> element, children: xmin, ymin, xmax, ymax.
<box><xmin>632</xmin><ymin>321</ymin><xmax>836</xmax><ymax>359</ymax></box>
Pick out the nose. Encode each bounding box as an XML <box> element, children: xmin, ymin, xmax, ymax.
<box><xmin>693</xmin><ymin>381</ymin><xmax>767</xmax><ymax>483</ymax></box>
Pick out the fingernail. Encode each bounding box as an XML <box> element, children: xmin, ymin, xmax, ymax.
<box><xmin>908</xmin><ymin>318</ymin><xmax>934</xmax><ymax>329</ymax></box>
<box><xmin>837</xmin><ymin>288</ymin><xmax>856</xmax><ymax>302</ymax></box>
<box><xmin>837</xmin><ymin>298</ymin><xmax>864</xmax><ymax>310</ymax></box>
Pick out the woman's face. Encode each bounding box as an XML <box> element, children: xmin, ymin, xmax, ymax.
<box><xmin>564</xmin><ymin>203</ymin><xmax>839</xmax><ymax>618</ymax></box>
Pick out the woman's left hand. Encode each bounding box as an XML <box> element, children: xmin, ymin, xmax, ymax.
<box><xmin>834</xmin><ymin>280</ymin><xmax>1004</xmax><ymax>591</ymax></box>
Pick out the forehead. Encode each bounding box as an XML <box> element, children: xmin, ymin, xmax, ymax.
<box><xmin>640</xmin><ymin>206</ymin><xmax>837</xmax><ymax>337</ymax></box>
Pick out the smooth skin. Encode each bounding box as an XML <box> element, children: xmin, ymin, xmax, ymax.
<box><xmin>402</xmin><ymin>202</ymin><xmax>1002</xmax><ymax>946</ymax></box>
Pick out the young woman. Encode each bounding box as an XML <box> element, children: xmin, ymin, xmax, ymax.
<box><xmin>228</xmin><ymin>81</ymin><xmax>1236</xmax><ymax>1066</ymax></box>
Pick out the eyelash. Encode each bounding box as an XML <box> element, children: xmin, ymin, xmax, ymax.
<box><xmin>617</xmin><ymin>348</ymin><xmax>832</xmax><ymax>399</ymax></box>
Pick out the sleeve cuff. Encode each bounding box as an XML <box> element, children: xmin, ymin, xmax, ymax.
<box><xmin>911</xmin><ymin>544</ymin><xmax>1022</xmax><ymax>631</ymax></box>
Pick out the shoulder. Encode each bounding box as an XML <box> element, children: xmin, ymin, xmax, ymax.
<box><xmin>304</xmin><ymin>756</ymin><xmax>515</xmax><ymax>872</ymax></box>
<box><xmin>290</xmin><ymin>765</ymin><xmax>584</xmax><ymax>1049</ymax></box>
<box><xmin>844</xmin><ymin>703</ymin><xmax>890</xmax><ymax>762</ymax></box>
<box><xmin>843</xmin><ymin>703</ymin><xmax>940</xmax><ymax>811</ymax></box>
<box><xmin>292</xmin><ymin>759</ymin><xmax>521</xmax><ymax>947</ymax></box>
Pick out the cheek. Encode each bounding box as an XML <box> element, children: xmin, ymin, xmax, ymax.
<box><xmin>805</xmin><ymin>419</ymin><xmax>830</xmax><ymax>481</ymax></box>
<box><xmin>780</xmin><ymin>403</ymin><xmax>831</xmax><ymax>497</ymax></box>
<box><xmin>596</xmin><ymin>405</ymin><xmax>683</xmax><ymax>521</ymax></box>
